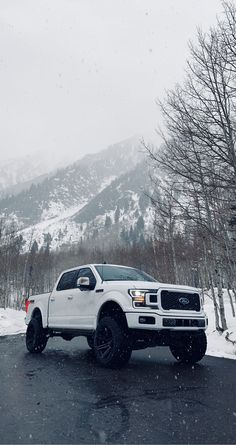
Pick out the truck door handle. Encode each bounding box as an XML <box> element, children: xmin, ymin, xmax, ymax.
<box><xmin>50</xmin><ymin>297</ymin><xmax>55</xmax><ymax>302</ymax></box>
<box><xmin>68</xmin><ymin>296</ymin><xmax>73</xmax><ymax>300</ymax></box>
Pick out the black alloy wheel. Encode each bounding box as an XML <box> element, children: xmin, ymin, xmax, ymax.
<box><xmin>87</xmin><ymin>335</ymin><xmax>95</xmax><ymax>349</ymax></box>
<box><xmin>94</xmin><ymin>316</ymin><xmax>132</xmax><ymax>368</ymax></box>
<box><xmin>26</xmin><ymin>318</ymin><xmax>48</xmax><ymax>353</ymax></box>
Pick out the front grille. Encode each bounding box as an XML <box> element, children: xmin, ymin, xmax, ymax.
<box><xmin>161</xmin><ymin>290</ymin><xmax>200</xmax><ymax>312</ymax></box>
<box><xmin>149</xmin><ymin>294</ymin><xmax>158</xmax><ymax>303</ymax></box>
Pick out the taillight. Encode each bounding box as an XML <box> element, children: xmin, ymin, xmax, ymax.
<box><xmin>25</xmin><ymin>299</ymin><xmax>30</xmax><ymax>313</ymax></box>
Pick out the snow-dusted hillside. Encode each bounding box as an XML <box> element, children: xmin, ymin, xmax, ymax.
<box><xmin>0</xmin><ymin>137</ymin><xmax>151</xmax><ymax>249</ymax></box>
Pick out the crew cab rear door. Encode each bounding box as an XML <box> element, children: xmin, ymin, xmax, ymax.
<box><xmin>48</xmin><ymin>267</ymin><xmax>97</xmax><ymax>329</ymax></box>
<box><xmin>48</xmin><ymin>269</ymin><xmax>79</xmax><ymax>328</ymax></box>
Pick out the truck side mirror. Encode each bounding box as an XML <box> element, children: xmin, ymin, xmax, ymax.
<box><xmin>77</xmin><ymin>277</ymin><xmax>90</xmax><ymax>288</ymax></box>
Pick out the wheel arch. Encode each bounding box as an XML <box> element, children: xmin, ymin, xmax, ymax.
<box><xmin>29</xmin><ymin>302</ymin><xmax>48</xmax><ymax>328</ymax></box>
<box><xmin>97</xmin><ymin>300</ymin><xmax>128</xmax><ymax>329</ymax></box>
<box><xmin>31</xmin><ymin>307</ymin><xmax>43</xmax><ymax>324</ymax></box>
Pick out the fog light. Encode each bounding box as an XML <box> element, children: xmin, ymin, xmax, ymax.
<box><xmin>139</xmin><ymin>316</ymin><xmax>155</xmax><ymax>325</ymax></box>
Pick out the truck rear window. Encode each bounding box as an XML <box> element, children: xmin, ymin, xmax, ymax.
<box><xmin>56</xmin><ymin>270</ymin><xmax>78</xmax><ymax>291</ymax></box>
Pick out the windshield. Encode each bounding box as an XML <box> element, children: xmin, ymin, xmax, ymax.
<box><xmin>95</xmin><ymin>265</ymin><xmax>157</xmax><ymax>282</ymax></box>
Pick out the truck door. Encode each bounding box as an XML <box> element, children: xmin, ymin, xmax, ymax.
<box><xmin>68</xmin><ymin>267</ymin><xmax>97</xmax><ymax>329</ymax></box>
<box><xmin>48</xmin><ymin>269</ymin><xmax>79</xmax><ymax>328</ymax></box>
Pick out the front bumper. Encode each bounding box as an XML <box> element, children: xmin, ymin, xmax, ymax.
<box><xmin>125</xmin><ymin>311</ymin><xmax>208</xmax><ymax>331</ymax></box>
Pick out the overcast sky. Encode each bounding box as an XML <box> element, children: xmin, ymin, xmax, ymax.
<box><xmin>0</xmin><ymin>0</ymin><xmax>224</xmax><ymax>162</ymax></box>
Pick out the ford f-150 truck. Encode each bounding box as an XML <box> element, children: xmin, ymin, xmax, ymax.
<box><xmin>25</xmin><ymin>263</ymin><xmax>208</xmax><ymax>368</ymax></box>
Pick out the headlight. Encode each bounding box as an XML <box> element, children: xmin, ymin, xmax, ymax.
<box><xmin>128</xmin><ymin>289</ymin><xmax>146</xmax><ymax>306</ymax></box>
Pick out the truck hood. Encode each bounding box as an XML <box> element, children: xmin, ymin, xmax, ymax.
<box><xmin>102</xmin><ymin>281</ymin><xmax>198</xmax><ymax>292</ymax></box>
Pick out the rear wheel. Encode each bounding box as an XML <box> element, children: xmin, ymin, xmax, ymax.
<box><xmin>26</xmin><ymin>318</ymin><xmax>48</xmax><ymax>353</ymax></box>
<box><xmin>94</xmin><ymin>316</ymin><xmax>132</xmax><ymax>368</ymax></box>
<box><xmin>170</xmin><ymin>330</ymin><xmax>207</xmax><ymax>364</ymax></box>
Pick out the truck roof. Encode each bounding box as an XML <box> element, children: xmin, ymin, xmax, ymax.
<box><xmin>61</xmin><ymin>264</ymin><xmax>135</xmax><ymax>274</ymax></box>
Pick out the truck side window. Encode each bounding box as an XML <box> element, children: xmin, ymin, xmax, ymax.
<box><xmin>56</xmin><ymin>270</ymin><xmax>78</xmax><ymax>291</ymax></box>
<box><xmin>77</xmin><ymin>268</ymin><xmax>96</xmax><ymax>290</ymax></box>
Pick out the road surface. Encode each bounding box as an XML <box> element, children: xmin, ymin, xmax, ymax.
<box><xmin>0</xmin><ymin>334</ymin><xmax>235</xmax><ymax>444</ymax></box>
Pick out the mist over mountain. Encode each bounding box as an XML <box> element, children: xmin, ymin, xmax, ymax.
<box><xmin>0</xmin><ymin>149</ymin><xmax>79</xmax><ymax>198</ymax></box>
<box><xmin>0</xmin><ymin>137</ymin><xmax>155</xmax><ymax>249</ymax></box>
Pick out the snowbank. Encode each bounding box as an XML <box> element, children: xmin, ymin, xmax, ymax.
<box><xmin>0</xmin><ymin>308</ymin><xmax>26</xmax><ymax>336</ymax></box>
<box><xmin>204</xmin><ymin>292</ymin><xmax>236</xmax><ymax>360</ymax></box>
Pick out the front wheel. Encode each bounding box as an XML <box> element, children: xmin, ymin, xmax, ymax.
<box><xmin>26</xmin><ymin>318</ymin><xmax>48</xmax><ymax>353</ymax></box>
<box><xmin>94</xmin><ymin>316</ymin><xmax>132</xmax><ymax>368</ymax></box>
<box><xmin>170</xmin><ymin>331</ymin><xmax>207</xmax><ymax>364</ymax></box>
<box><xmin>87</xmin><ymin>335</ymin><xmax>95</xmax><ymax>349</ymax></box>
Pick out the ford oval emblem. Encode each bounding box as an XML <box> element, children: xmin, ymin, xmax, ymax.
<box><xmin>179</xmin><ymin>297</ymin><xmax>189</xmax><ymax>305</ymax></box>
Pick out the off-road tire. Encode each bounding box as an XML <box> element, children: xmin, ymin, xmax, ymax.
<box><xmin>94</xmin><ymin>316</ymin><xmax>132</xmax><ymax>368</ymax></box>
<box><xmin>62</xmin><ymin>334</ymin><xmax>74</xmax><ymax>341</ymax></box>
<box><xmin>87</xmin><ymin>335</ymin><xmax>95</xmax><ymax>349</ymax></box>
<box><xmin>170</xmin><ymin>330</ymin><xmax>207</xmax><ymax>364</ymax></box>
<box><xmin>26</xmin><ymin>318</ymin><xmax>48</xmax><ymax>353</ymax></box>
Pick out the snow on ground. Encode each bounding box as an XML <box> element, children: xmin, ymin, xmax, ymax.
<box><xmin>0</xmin><ymin>291</ymin><xmax>235</xmax><ymax>361</ymax></box>
<box><xmin>0</xmin><ymin>308</ymin><xmax>26</xmax><ymax>336</ymax></box>
<box><xmin>204</xmin><ymin>291</ymin><xmax>236</xmax><ymax>360</ymax></box>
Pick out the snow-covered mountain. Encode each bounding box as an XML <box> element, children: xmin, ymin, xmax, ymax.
<box><xmin>0</xmin><ymin>137</ymin><xmax>154</xmax><ymax>249</ymax></box>
<box><xmin>0</xmin><ymin>149</ymin><xmax>79</xmax><ymax>198</ymax></box>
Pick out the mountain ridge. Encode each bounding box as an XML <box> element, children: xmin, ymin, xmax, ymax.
<box><xmin>0</xmin><ymin>137</ymin><xmax>154</xmax><ymax>250</ymax></box>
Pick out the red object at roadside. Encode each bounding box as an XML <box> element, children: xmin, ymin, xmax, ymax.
<box><xmin>25</xmin><ymin>299</ymin><xmax>30</xmax><ymax>313</ymax></box>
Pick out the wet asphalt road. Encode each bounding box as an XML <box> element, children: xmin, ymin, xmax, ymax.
<box><xmin>0</xmin><ymin>335</ymin><xmax>236</xmax><ymax>444</ymax></box>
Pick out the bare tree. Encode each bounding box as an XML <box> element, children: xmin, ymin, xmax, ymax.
<box><xmin>145</xmin><ymin>2</ymin><xmax>236</xmax><ymax>331</ymax></box>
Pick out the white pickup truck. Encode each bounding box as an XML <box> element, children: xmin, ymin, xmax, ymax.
<box><xmin>25</xmin><ymin>263</ymin><xmax>208</xmax><ymax>368</ymax></box>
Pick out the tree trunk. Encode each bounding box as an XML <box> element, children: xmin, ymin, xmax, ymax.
<box><xmin>210</xmin><ymin>280</ymin><xmax>220</xmax><ymax>331</ymax></box>
<box><xmin>215</xmin><ymin>266</ymin><xmax>227</xmax><ymax>331</ymax></box>
<box><xmin>171</xmin><ymin>235</ymin><xmax>179</xmax><ymax>284</ymax></box>
<box><xmin>227</xmin><ymin>287</ymin><xmax>235</xmax><ymax>317</ymax></box>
